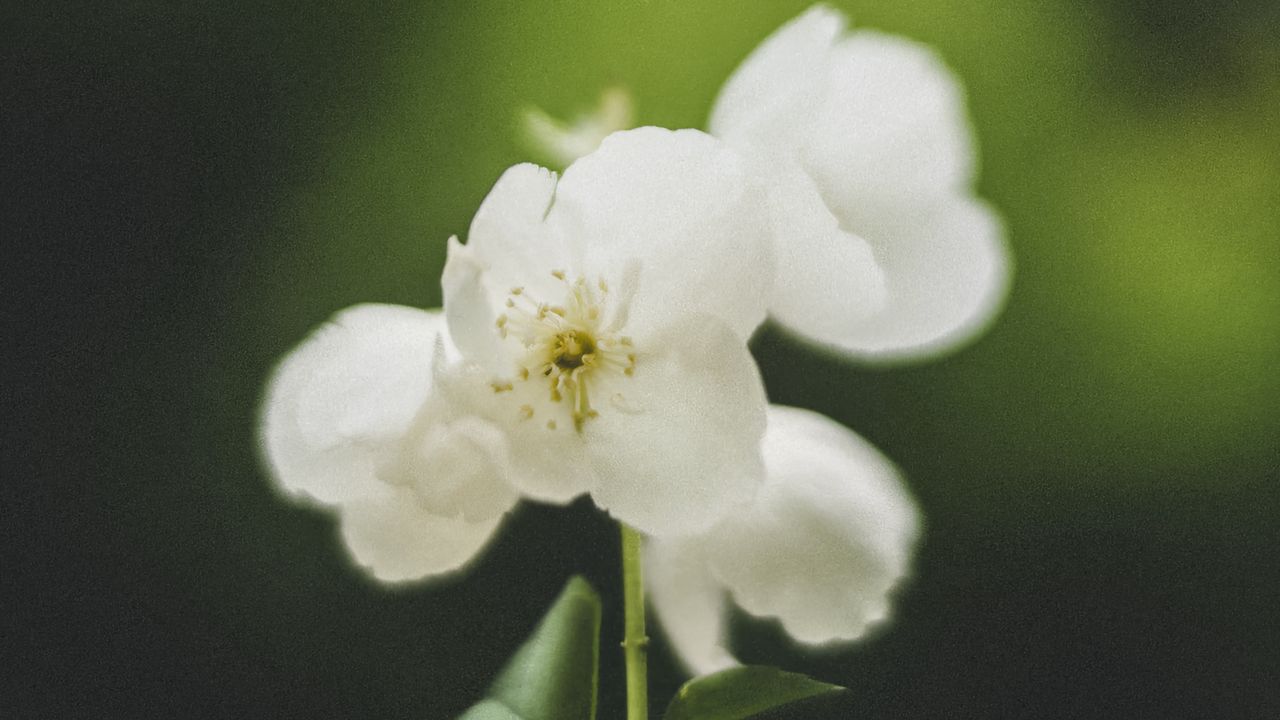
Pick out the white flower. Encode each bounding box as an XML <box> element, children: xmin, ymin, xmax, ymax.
<box><xmin>442</xmin><ymin>127</ymin><xmax>775</xmax><ymax>538</ymax></box>
<box><xmin>710</xmin><ymin>4</ymin><xmax>1010</xmax><ymax>360</ymax></box>
<box><xmin>260</xmin><ymin>128</ymin><xmax>775</xmax><ymax>581</ymax></box>
<box><xmin>523</xmin><ymin>87</ymin><xmax>634</xmax><ymax>168</ymax></box>
<box><xmin>259</xmin><ymin>305</ymin><xmax>520</xmax><ymax>582</ymax></box>
<box><xmin>645</xmin><ymin>405</ymin><xmax>921</xmax><ymax>675</ymax></box>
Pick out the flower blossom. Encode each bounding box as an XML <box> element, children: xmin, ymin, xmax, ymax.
<box><xmin>709</xmin><ymin>4</ymin><xmax>1010</xmax><ymax>359</ymax></box>
<box><xmin>645</xmin><ymin>405</ymin><xmax>920</xmax><ymax>675</ymax></box>
<box><xmin>261</xmin><ymin>127</ymin><xmax>778</xmax><ymax>581</ymax></box>
<box><xmin>441</xmin><ymin>127</ymin><xmax>774</xmax><ymax>538</ymax></box>
<box><xmin>260</xmin><ymin>304</ymin><xmax>520</xmax><ymax>582</ymax></box>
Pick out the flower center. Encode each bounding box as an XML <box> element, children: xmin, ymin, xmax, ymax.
<box><xmin>553</xmin><ymin>330</ymin><xmax>594</xmax><ymax>370</ymax></box>
<box><xmin>494</xmin><ymin>270</ymin><xmax>636</xmax><ymax>431</ymax></box>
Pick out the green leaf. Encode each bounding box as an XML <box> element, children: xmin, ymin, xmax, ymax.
<box><xmin>457</xmin><ymin>576</ymin><xmax>602</xmax><ymax>720</ymax></box>
<box><xmin>456</xmin><ymin>699</ymin><xmax>525</xmax><ymax>720</ymax></box>
<box><xmin>662</xmin><ymin>666</ymin><xmax>844</xmax><ymax>720</ymax></box>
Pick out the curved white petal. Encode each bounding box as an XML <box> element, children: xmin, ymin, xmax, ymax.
<box><xmin>465</xmin><ymin>163</ymin><xmax>567</xmax><ymax>301</ymax></box>
<box><xmin>338</xmin><ymin>485</ymin><xmax>509</xmax><ymax>583</ymax></box>
<box><xmin>801</xmin><ymin>31</ymin><xmax>975</xmax><ymax>211</ymax></box>
<box><xmin>644</xmin><ymin>537</ymin><xmax>736</xmax><ymax>677</ymax></box>
<box><xmin>556</xmin><ymin>127</ymin><xmax>774</xmax><ymax>340</ymax></box>
<box><xmin>378</xmin><ymin>379</ymin><xmax>520</xmax><ymax>523</ymax></box>
<box><xmin>757</xmin><ymin>153</ymin><xmax>887</xmax><ymax>341</ymax></box>
<box><xmin>702</xmin><ymin>405</ymin><xmax>921</xmax><ymax>645</ymax></box>
<box><xmin>584</xmin><ymin>314</ymin><xmax>767</xmax><ymax>537</ymax></box>
<box><xmin>260</xmin><ymin>305</ymin><xmax>452</xmax><ymax>505</ymax></box>
<box><xmin>430</xmin><ymin>363</ymin><xmax>594</xmax><ymax>505</ymax></box>
<box><xmin>708</xmin><ymin>5</ymin><xmax>845</xmax><ymax>147</ymax></box>
<box><xmin>442</xmin><ymin>238</ymin><xmax>508</xmax><ymax>374</ymax></box>
<box><xmin>814</xmin><ymin>195</ymin><xmax>1009</xmax><ymax>359</ymax></box>
<box><xmin>485</xmin><ymin>383</ymin><xmax>596</xmax><ymax>506</ymax></box>
<box><xmin>712</xmin><ymin>11</ymin><xmax>973</xmax><ymax>206</ymax></box>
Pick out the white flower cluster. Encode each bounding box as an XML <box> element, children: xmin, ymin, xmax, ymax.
<box><xmin>260</xmin><ymin>6</ymin><xmax>1008</xmax><ymax>676</ymax></box>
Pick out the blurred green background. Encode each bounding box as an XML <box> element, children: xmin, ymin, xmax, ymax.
<box><xmin>11</xmin><ymin>0</ymin><xmax>1280</xmax><ymax>717</ymax></box>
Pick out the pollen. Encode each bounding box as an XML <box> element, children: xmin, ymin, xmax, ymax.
<box><xmin>489</xmin><ymin>269</ymin><xmax>638</xmax><ymax>433</ymax></box>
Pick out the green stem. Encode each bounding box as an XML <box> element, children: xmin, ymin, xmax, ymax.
<box><xmin>620</xmin><ymin>522</ymin><xmax>648</xmax><ymax>720</ymax></box>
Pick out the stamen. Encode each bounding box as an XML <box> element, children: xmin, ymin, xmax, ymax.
<box><xmin>491</xmin><ymin>270</ymin><xmax>637</xmax><ymax>433</ymax></box>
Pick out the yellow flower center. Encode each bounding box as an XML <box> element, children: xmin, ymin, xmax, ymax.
<box><xmin>553</xmin><ymin>330</ymin><xmax>594</xmax><ymax>371</ymax></box>
<box><xmin>494</xmin><ymin>270</ymin><xmax>636</xmax><ymax>431</ymax></box>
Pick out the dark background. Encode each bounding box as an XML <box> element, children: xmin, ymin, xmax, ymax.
<box><xmin>7</xmin><ymin>1</ymin><xmax>1280</xmax><ymax>718</ymax></box>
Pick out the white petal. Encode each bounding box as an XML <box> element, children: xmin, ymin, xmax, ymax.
<box><xmin>802</xmin><ymin>30</ymin><xmax>975</xmax><ymax>212</ymax></box>
<box><xmin>702</xmin><ymin>405</ymin><xmax>921</xmax><ymax>645</ymax></box>
<box><xmin>429</xmin><ymin>363</ymin><xmax>594</xmax><ymax>505</ymax></box>
<box><xmin>708</xmin><ymin>5</ymin><xmax>845</xmax><ymax>147</ymax></box>
<box><xmin>338</xmin><ymin>485</ymin><xmax>509</xmax><ymax>583</ymax></box>
<box><xmin>465</xmin><ymin>163</ymin><xmax>566</xmax><ymax>298</ymax></box>
<box><xmin>584</xmin><ymin>314</ymin><xmax>767</xmax><ymax>537</ymax></box>
<box><xmin>443</xmin><ymin>164</ymin><xmax>570</xmax><ymax>371</ymax></box>
<box><xmin>815</xmin><ymin>195</ymin><xmax>1010</xmax><ymax>359</ymax></box>
<box><xmin>259</xmin><ymin>305</ymin><xmax>451</xmax><ymax>505</ymax></box>
<box><xmin>483</xmin><ymin>385</ymin><xmax>595</xmax><ymax>506</ymax></box>
<box><xmin>502</xmin><ymin>416</ymin><xmax>594</xmax><ymax>504</ymax></box>
<box><xmin>442</xmin><ymin>237</ymin><xmax>507</xmax><ymax>374</ymax></box>
<box><xmin>757</xmin><ymin>153</ymin><xmax>887</xmax><ymax>341</ymax></box>
<box><xmin>555</xmin><ymin>127</ymin><xmax>774</xmax><ymax>340</ymax></box>
<box><xmin>644</xmin><ymin>537</ymin><xmax>736</xmax><ymax>677</ymax></box>
<box><xmin>378</xmin><ymin>380</ymin><xmax>520</xmax><ymax>523</ymax></box>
